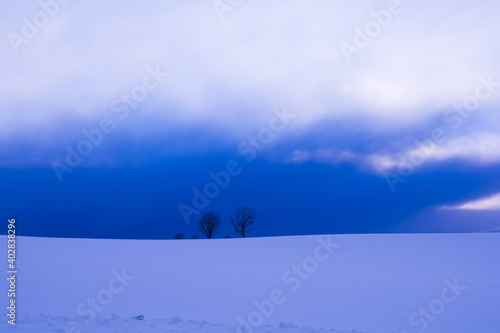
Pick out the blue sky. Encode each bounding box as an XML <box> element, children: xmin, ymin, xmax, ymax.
<box><xmin>1</xmin><ymin>0</ymin><xmax>500</xmax><ymax>238</ymax></box>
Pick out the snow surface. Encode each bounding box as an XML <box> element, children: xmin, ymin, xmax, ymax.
<box><xmin>0</xmin><ymin>233</ymin><xmax>499</xmax><ymax>333</ymax></box>
<box><xmin>0</xmin><ymin>314</ymin><xmax>364</xmax><ymax>333</ymax></box>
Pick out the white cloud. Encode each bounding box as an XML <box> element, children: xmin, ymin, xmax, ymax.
<box><xmin>284</xmin><ymin>132</ymin><xmax>500</xmax><ymax>173</ymax></box>
<box><xmin>286</xmin><ymin>148</ymin><xmax>357</xmax><ymax>165</ymax></box>
<box><xmin>443</xmin><ymin>193</ymin><xmax>500</xmax><ymax>211</ymax></box>
<box><xmin>365</xmin><ymin>132</ymin><xmax>500</xmax><ymax>173</ymax></box>
<box><xmin>1</xmin><ymin>0</ymin><xmax>500</xmax><ymax>167</ymax></box>
<box><xmin>1</xmin><ymin>1</ymin><xmax>499</xmax><ymax>127</ymax></box>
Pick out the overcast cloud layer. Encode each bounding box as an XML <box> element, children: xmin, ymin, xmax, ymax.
<box><xmin>1</xmin><ymin>0</ymin><xmax>499</xmax><ymax>167</ymax></box>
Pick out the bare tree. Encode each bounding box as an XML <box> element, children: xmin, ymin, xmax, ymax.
<box><xmin>231</xmin><ymin>207</ymin><xmax>256</xmax><ymax>238</ymax></box>
<box><xmin>198</xmin><ymin>211</ymin><xmax>222</xmax><ymax>239</ymax></box>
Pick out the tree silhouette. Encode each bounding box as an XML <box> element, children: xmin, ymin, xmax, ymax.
<box><xmin>173</xmin><ymin>233</ymin><xmax>185</xmax><ymax>239</ymax></box>
<box><xmin>231</xmin><ymin>207</ymin><xmax>256</xmax><ymax>238</ymax></box>
<box><xmin>198</xmin><ymin>211</ymin><xmax>222</xmax><ymax>239</ymax></box>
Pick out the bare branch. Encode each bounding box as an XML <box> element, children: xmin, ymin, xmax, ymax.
<box><xmin>231</xmin><ymin>207</ymin><xmax>256</xmax><ymax>238</ymax></box>
<box><xmin>198</xmin><ymin>211</ymin><xmax>222</xmax><ymax>239</ymax></box>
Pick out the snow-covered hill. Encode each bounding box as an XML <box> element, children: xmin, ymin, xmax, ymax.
<box><xmin>1</xmin><ymin>233</ymin><xmax>499</xmax><ymax>333</ymax></box>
